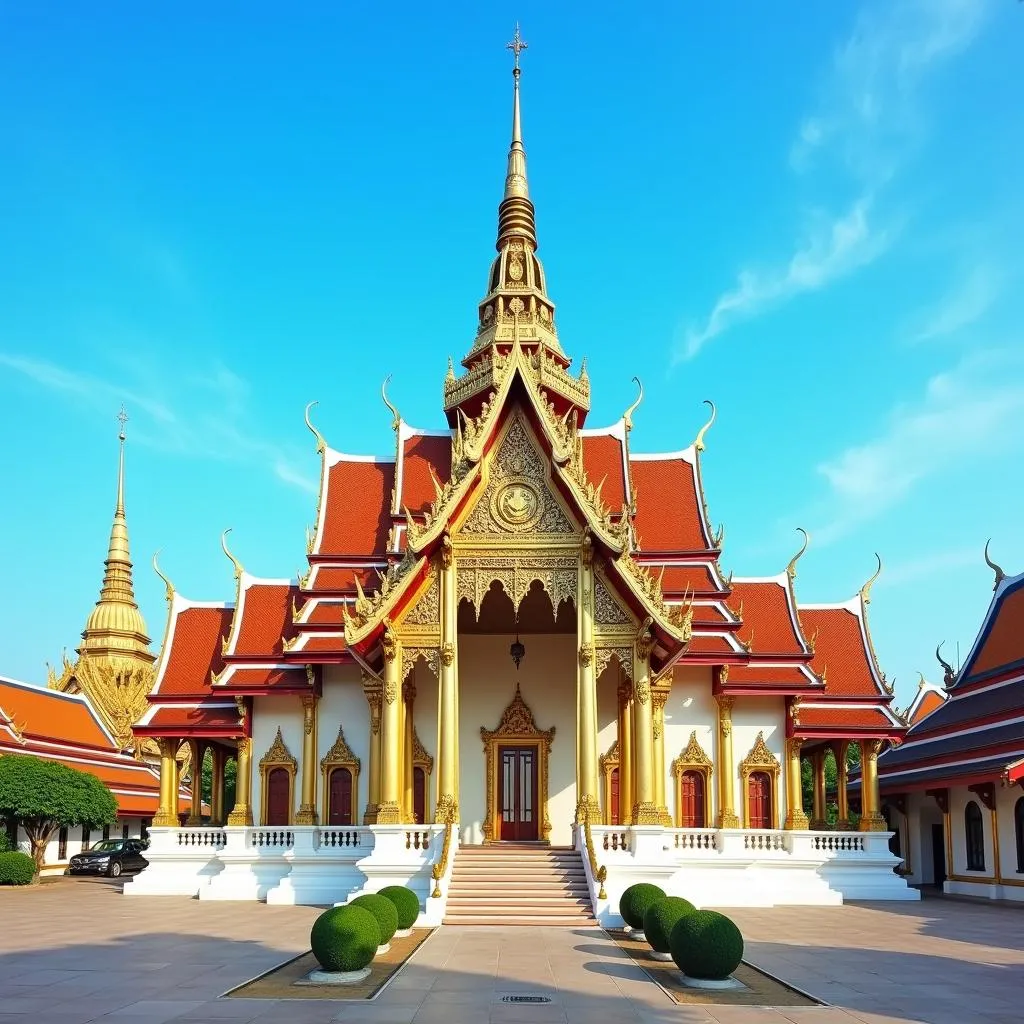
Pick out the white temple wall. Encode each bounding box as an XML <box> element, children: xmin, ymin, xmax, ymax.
<box><xmin>457</xmin><ymin>632</ymin><xmax>576</xmax><ymax>846</ymax></box>
<box><xmin>251</xmin><ymin>695</ymin><xmax>305</xmax><ymax>825</ymax></box>
<box><xmin>732</xmin><ymin>697</ymin><xmax>786</xmax><ymax>826</ymax></box>
<box><xmin>319</xmin><ymin>663</ymin><xmax>370</xmax><ymax>821</ymax></box>
<box><xmin>11</xmin><ymin>816</ymin><xmax>149</xmax><ymax>873</ymax></box>
<box><xmin>948</xmin><ymin>784</ymin><xmax>995</xmax><ymax>880</ymax></box>
<box><xmin>995</xmin><ymin>782</ymin><xmax>1024</xmax><ymax>885</ymax></box>
<box><xmin>663</xmin><ymin>666</ymin><xmax>717</xmax><ymax>823</ymax></box>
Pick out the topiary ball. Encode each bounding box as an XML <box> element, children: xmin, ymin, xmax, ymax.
<box><xmin>351</xmin><ymin>892</ymin><xmax>399</xmax><ymax>947</ymax></box>
<box><xmin>310</xmin><ymin>905</ymin><xmax>381</xmax><ymax>973</ymax></box>
<box><xmin>0</xmin><ymin>851</ymin><xmax>35</xmax><ymax>886</ymax></box>
<box><xmin>670</xmin><ymin>909</ymin><xmax>744</xmax><ymax>980</ymax></box>
<box><xmin>643</xmin><ymin>896</ymin><xmax>696</xmax><ymax>954</ymax></box>
<box><xmin>619</xmin><ymin>882</ymin><xmax>666</xmax><ymax>931</ymax></box>
<box><xmin>378</xmin><ymin>885</ymin><xmax>420</xmax><ymax>930</ymax></box>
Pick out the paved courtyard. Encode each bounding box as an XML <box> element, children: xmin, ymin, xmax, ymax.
<box><xmin>0</xmin><ymin>881</ymin><xmax>1020</xmax><ymax>1024</ymax></box>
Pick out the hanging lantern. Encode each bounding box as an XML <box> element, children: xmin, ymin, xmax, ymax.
<box><xmin>510</xmin><ymin>634</ymin><xmax>525</xmax><ymax>670</ymax></box>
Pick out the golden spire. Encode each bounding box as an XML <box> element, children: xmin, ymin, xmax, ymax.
<box><xmin>504</xmin><ymin>24</ymin><xmax>529</xmax><ymax>203</ymax></box>
<box><xmin>78</xmin><ymin>407</ymin><xmax>153</xmax><ymax>663</ymax></box>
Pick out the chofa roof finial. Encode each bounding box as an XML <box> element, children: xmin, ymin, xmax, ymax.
<box><xmin>152</xmin><ymin>551</ymin><xmax>175</xmax><ymax>604</ymax></box>
<box><xmin>694</xmin><ymin>399</ymin><xmax>716</xmax><ymax>453</ymax></box>
<box><xmin>935</xmin><ymin>642</ymin><xmax>956</xmax><ymax>689</ymax></box>
<box><xmin>983</xmin><ymin>538</ymin><xmax>1006</xmax><ymax>591</ymax></box>
<box><xmin>304</xmin><ymin>401</ymin><xmax>327</xmax><ymax>455</ymax></box>
<box><xmin>381</xmin><ymin>375</ymin><xmax>401</xmax><ymax>432</ymax></box>
<box><xmin>785</xmin><ymin>528</ymin><xmax>810</xmax><ymax>582</ymax></box>
<box><xmin>220</xmin><ymin>528</ymin><xmax>245</xmax><ymax>581</ymax></box>
<box><xmin>859</xmin><ymin>553</ymin><xmax>883</xmax><ymax>605</ymax></box>
<box><xmin>623</xmin><ymin>377</ymin><xmax>643</xmax><ymax>432</ymax></box>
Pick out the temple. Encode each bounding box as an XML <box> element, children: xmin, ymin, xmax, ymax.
<box><xmin>125</xmin><ymin>33</ymin><xmax>915</xmax><ymax>920</ymax></box>
<box><xmin>875</xmin><ymin>548</ymin><xmax>1024</xmax><ymax>901</ymax></box>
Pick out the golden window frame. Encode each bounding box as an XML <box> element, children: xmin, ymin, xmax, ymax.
<box><xmin>320</xmin><ymin>724</ymin><xmax>361</xmax><ymax>826</ymax></box>
<box><xmin>412</xmin><ymin>725</ymin><xmax>434</xmax><ymax>824</ymax></box>
<box><xmin>671</xmin><ymin>730</ymin><xmax>714</xmax><ymax>828</ymax></box>
<box><xmin>739</xmin><ymin>730</ymin><xmax>781</xmax><ymax>829</ymax></box>
<box><xmin>600</xmin><ymin>739</ymin><xmax>620</xmax><ymax>825</ymax></box>
<box><xmin>480</xmin><ymin>683</ymin><xmax>555</xmax><ymax>842</ymax></box>
<box><xmin>258</xmin><ymin>727</ymin><xmax>297</xmax><ymax>826</ymax></box>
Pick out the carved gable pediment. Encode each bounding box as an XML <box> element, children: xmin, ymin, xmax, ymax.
<box><xmin>481</xmin><ymin>683</ymin><xmax>555</xmax><ymax>748</ymax></box>
<box><xmin>260</xmin><ymin>727</ymin><xmax>297</xmax><ymax>770</ymax></box>
<box><xmin>739</xmin><ymin>730</ymin><xmax>780</xmax><ymax>773</ymax></box>
<box><xmin>672</xmin><ymin>730</ymin><xmax>714</xmax><ymax>774</ymax></box>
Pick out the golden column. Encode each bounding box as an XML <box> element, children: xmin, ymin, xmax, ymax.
<box><xmin>858</xmin><ymin>739</ymin><xmax>886</xmax><ymax>832</ymax></box>
<box><xmin>652</xmin><ymin>684</ymin><xmax>672</xmax><ymax>826</ymax></box>
<box><xmin>295</xmin><ymin>692</ymin><xmax>319</xmax><ymax>825</ymax></box>
<box><xmin>186</xmin><ymin>740</ymin><xmax>205</xmax><ymax>826</ymax></box>
<box><xmin>377</xmin><ymin>624</ymin><xmax>403</xmax><ymax>824</ymax></box>
<box><xmin>576</xmin><ymin>537</ymin><xmax>601</xmax><ymax>821</ymax></box>
<box><xmin>617</xmin><ymin>679</ymin><xmax>633</xmax><ymax>826</ymax></box>
<box><xmin>227</xmin><ymin>737</ymin><xmax>254</xmax><ymax>826</ymax></box>
<box><xmin>403</xmin><ymin>678</ymin><xmax>416</xmax><ymax>821</ymax></box>
<box><xmin>631</xmin><ymin>623</ymin><xmax>659</xmax><ymax>824</ymax></box>
<box><xmin>152</xmin><ymin>737</ymin><xmax>180</xmax><ymax>826</ymax></box>
<box><xmin>784</xmin><ymin>737</ymin><xmax>809</xmax><ymax>829</ymax></box>
<box><xmin>810</xmin><ymin>749</ymin><xmax>826</xmax><ymax>829</ymax></box>
<box><xmin>834</xmin><ymin>741</ymin><xmax>850</xmax><ymax>830</ymax></box>
<box><xmin>715</xmin><ymin>679</ymin><xmax>740</xmax><ymax>828</ymax></box>
<box><xmin>362</xmin><ymin>676</ymin><xmax>383</xmax><ymax>824</ymax></box>
<box><xmin>210</xmin><ymin>745</ymin><xmax>225</xmax><ymax>825</ymax></box>
<box><xmin>437</xmin><ymin>538</ymin><xmax>459</xmax><ymax>823</ymax></box>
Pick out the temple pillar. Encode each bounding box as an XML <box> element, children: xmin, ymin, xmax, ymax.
<box><xmin>858</xmin><ymin>739</ymin><xmax>886</xmax><ymax>832</ymax></box>
<box><xmin>186</xmin><ymin>740</ymin><xmax>205</xmax><ymax>826</ymax></box>
<box><xmin>403</xmin><ymin>679</ymin><xmax>416</xmax><ymax>822</ymax></box>
<box><xmin>153</xmin><ymin>737</ymin><xmax>180</xmax><ymax>826</ymax></box>
<box><xmin>436</xmin><ymin>540</ymin><xmax>458</xmax><ymax>823</ymax></box>
<box><xmin>362</xmin><ymin>676</ymin><xmax>382</xmax><ymax>824</ymax></box>
<box><xmin>631</xmin><ymin>625</ymin><xmax>658</xmax><ymax>824</ymax></box>
<box><xmin>295</xmin><ymin>692</ymin><xmax>319</xmax><ymax>825</ymax></box>
<box><xmin>652</xmin><ymin>684</ymin><xmax>672</xmax><ymax>825</ymax></box>
<box><xmin>576</xmin><ymin>538</ymin><xmax>600</xmax><ymax>821</ymax></box>
<box><xmin>715</xmin><ymin>683</ymin><xmax>739</xmax><ymax>828</ymax></box>
<box><xmin>377</xmin><ymin>627</ymin><xmax>403</xmax><ymax>824</ymax></box>
<box><xmin>784</xmin><ymin>737</ymin><xmax>809</xmax><ymax>829</ymax></box>
<box><xmin>618</xmin><ymin>680</ymin><xmax>633</xmax><ymax>826</ymax></box>
<box><xmin>227</xmin><ymin>737</ymin><xmax>253</xmax><ymax>826</ymax></box>
<box><xmin>210</xmin><ymin>746</ymin><xmax>225</xmax><ymax>825</ymax></box>
<box><xmin>834</xmin><ymin>741</ymin><xmax>850</xmax><ymax>830</ymax></box>
<box><xmin>810</xmin><ymin>749</ymin><xmax>826</xmax><ymax>829</ymax></box>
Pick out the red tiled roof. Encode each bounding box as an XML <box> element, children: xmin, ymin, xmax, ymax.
<box><xmin>798</xmin><ymin>706</ymin><xmax>898</xmax><ymax>731</ymax></box>
<box><xmin>801</xmin><ymin>606</ymin><xmax>886</xmax><ymax>698</ymax></box>
<box><xmin>726</xmin><ymin>664</ymin><xmax>818</xmax><ymax>688</ymax></box>
<box><xmin>298</xmin><ymin>599</ymin><xmax>347</xmax><ymax>626</ymax></box>
<box><xmin>0</xmin><ymin>678</ymin><xmax>112</xmax><ymax>749</ymax></box>
<box><xmin>968</xmin><ymin>584</ymin><xmax>1024</xmax><ymax>680</ymax></box>
<box><xmin>220</xmin><ymin>667</ymin><xmax>309</xmax><ymax>691</ymax></box>
<box><xmin>730</xmin><ymin>580</ymin><xmax>806</xmax><ymax>656</ymax></box>
<box><xmin>319</xmin><ymin>457</ymin><xmax>394</xmax><ymax>557</ymax></box>
<box><xmin>139</xmin><ymin>704</ymin><xmax>241</xmax><ymax>733</ymax></box>
<box><xmin>910</xmin><ymin>690</ymin><xmax>946</xmax><ymax>726</ymax></box>
<box><xmin>154</xmin><ymin>606</ymin><xmax>232</xmax><ymax>698</ymax></box>
<box><xmin>683</xmin><ymin>634</ymin><xmax>738</xmax><ymax>657</ymax></box>
<box><xmin>690</xmin><ymin>603</ymin><xmax>736</xmax><ymax>628</ymax></box>
<box><xmin>232</xmin><ymin>582</ymin><xmax>297</xmax><ymax>658</ymax></box>
<box><xmin>649</xmin><ymin>563</ymin><xmax>724</xmax><ymax>596</ymax></box>
<box><xmin>629</xmin><ymin>456</ymin><xmax>710</xmax><ymax>552</ymax></box>
<box><xmin>307</xmin><ymin>566</ymin><xmax>381</xmax><ymax>592</ymax></box>
<box><xmin>582</xmin><ymin>433</ymin><xmax>627</xmax><ymax>512</ymax></box>
<box><xmin>401</xmin><ymin>434</ymin><xmax>452</xmax><ymax>515</ymax></box>
<box><xmin>292</xmin><ymin>634</ymin><xmax>347</xmax><ymax>654</ymax></box>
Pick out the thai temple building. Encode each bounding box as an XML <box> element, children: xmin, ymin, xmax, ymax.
<box><xmin>125</xmin><ymin>35</ymin><xmax>915</xmax><ymax>922</ymax></box>
<box><xmin>876</xmin><ymin>550</ymin><xmax>1024</xmax><ymax>902</ymax></box>
<box><xmin>1</xmin><ymin>413</ymin><xmax>190</xmax><ymax>869</ymax></box>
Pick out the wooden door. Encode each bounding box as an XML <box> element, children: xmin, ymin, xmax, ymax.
<box><xmin>266</xmin><ymin>767</ymin><xmax>291</xmax><ymax>826</ymax></box>
<box><xmin>328</xmin><ymin>767</ymin><xmax>353</xmax><ymax>826</ymax></box>
<box><xmin>680</xmin><ymin>770</ymin><xmax>706</xmax><ymax>827</ymax></box>
<box><xmin>498</xmin><ymin>746</ymin><xmax>538</xmax><ymax>841</ymax></box>
<box><xmin>747</xmin><ymin>771</ymin><xmax>771</xmax><ymax>829</ymax></box>
<box><xmin>610</xmin><ymin>767</ymin><xmax>620</xmax><ymax>826</ymax></box>
<box><xmin>413</xmin><ymin>767</ymin><xmax>426</xmax><ymax>825</ymax></box>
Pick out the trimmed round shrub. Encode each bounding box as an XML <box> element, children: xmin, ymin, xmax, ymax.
<box><xmin>670</xmin><ymin>910</ymin><xmax>744</xmax><ymax>980</ymax></box>
<box><xmin>378</xmin><ymin>885</ymin><xmax>420</xmax><ymax>930</ymax></box>
<box><xmin>619</xmin><ymin>882</ymin><xmax>665</xmax><ymax>930</ymax></box>
<box><xmin>0</xmin><ymin>851</ymin><xmax>35</xmax><ymax>886</ymax></box>
<box><xmin>643</xmin><ymin>896</ymin><xmax>696</xmax><ymax>954</ymax></box>
<box><xmin>351</xmin><ymin>892</ymin><xmax>399</xmax><ymax>946</ymax></box>
<box><xmin>310</xmin><ymin>905</ymin><xmax>380</xmax><ymax>973</ymax></box>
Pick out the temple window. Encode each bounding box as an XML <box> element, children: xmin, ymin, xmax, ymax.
<box><xmin>58</xmin><ymin>827</ymin><xmax>68</xmax><ymax>861</ymax></box>
<box><xmin>258</xmin><ymin>728</ymin><xmax>297</xmax><ymax>827</ymax></box>
<box><xmin>671</xmin><ymin>731</ymin><xmax>713</xmax><ymax>829</ymax></box>
<box><xmin>964</xmin><ymin>800</ymin><xmax>985</xmax><ymax>871</ymax></box>
<box><xmin>320</xmin><ymin>725</ymin><xmax>361</xmax><ymax>827</ymax></box>
<box><xmin>1015</xmin><ymin>797</ymin><xmax>1024</xmax><ymax>873</ymax></box>
<box><xmin>80</xmin><ymin>825</ymin><xmax>90</xmax><ymax>847</ymax></box>
<box><xmin>122</xmin><ymin>822</ymin><xmax>130</xmax><ymax>840</ymax></box>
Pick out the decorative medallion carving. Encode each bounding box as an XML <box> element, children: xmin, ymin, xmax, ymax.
<box><xmin>492</xmin><ymin>478</ymin><xmax>542</xmax><ymax>530</ymax></box>
<box><xmin>595</xmin><ymin>576</ymin><xmax>631</xmax><ymax>625</ymax></box>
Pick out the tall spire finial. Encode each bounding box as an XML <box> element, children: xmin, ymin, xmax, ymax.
<box><xmin>503</xmin><ymin>25</ymin><xmax>529</xmax><ymax>201</ymax></box>
<box><xmin>507</xmin><ymin>23</ymin><xmax>527</xmax><ymax>71</ymax></box>
<box><xmin>115</xmin><ymin>405</ymin><xmax>128</xmax><ymax>517</ymax></box>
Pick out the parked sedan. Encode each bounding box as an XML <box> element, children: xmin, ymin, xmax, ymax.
<box><xmin>68</xmin><ymin>838</ymin><xmax>148</xmax><ymax>877</ymax></box>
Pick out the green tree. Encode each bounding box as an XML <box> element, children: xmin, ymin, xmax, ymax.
<box><xmin>801</xmin><ymin>744</ymin><xmax>863</xmax><ymax>828</ymax></box>
<box><xmin>200</xmin><ymin>748</ymin><xmax>236</xmax><ymax>810</ymax></box>
<box><xmin>0</xmin><ymin>754</ymin><xmax>118</xmax><ymax>872</ymax></box>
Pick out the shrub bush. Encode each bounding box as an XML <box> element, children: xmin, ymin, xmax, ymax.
<box><xmin>619</xmin><ymin>882</ymin><xmax>665</xmax><ymax>930</ymax></box>
<box><xmin>0</xmin><ymin>851</ymin><xmax>36</xmax><ymax>886</ymax></box>
<box><xmin>643</xmin><ymin>896</ymin><xmax>696</xmax><ymax>953</ymax></box>
<box><xmin>378</xmin><ymin>885</ymin><xmax>420</xmax><ymax>930</ymax></box>
<box><xmin>670</xmin><ymin>909</ymin><xmax>744</xmax><ymax>980</ymax></box>
<box><xmin>351</xmin><ymin>892</ymin><xmax>399</xmax><ymax>946</ymax></box>
<box><xmin>310</xmin><ymin>905</ymin><xmax>380</xmax><ymax>973</ymax></box>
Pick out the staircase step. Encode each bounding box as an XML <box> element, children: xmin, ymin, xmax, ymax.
<box><xmin>443</xmin><ymin>915</ymin><xmax>598</xmax><ymax>927</ymax></box>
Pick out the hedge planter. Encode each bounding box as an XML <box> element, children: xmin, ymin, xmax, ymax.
<box><xmin>309</xmin><ymin>905</ymin><xmax>380</xmax><ymax>983</ymax></box>
<box><xmin>0</xmin><ymin>851</ymin><xmax>35</xmax><ymax>886</ymax></box>
<box><xmin>619</xmin><ymin>882</ymin><xmax>665</xmax><ymax>939</ymax></box>
<box><xmin>670</xmin><ymin>909</ymin><xmax>744</xmax><ymax>982</ymax></box>
<box><xmin>643</xmin><ymin>896</ymin><xmax>695</xmax><ymax>961</ymax></box>
<box><xmin>351</xmin><ymin>893</ymin><xmax>399</xmax><ymax>953</ymax></box>
<box><xmin>378</xmin><ymin>885</ymin><xmax>420</xmax><ymax>936</ymax></box>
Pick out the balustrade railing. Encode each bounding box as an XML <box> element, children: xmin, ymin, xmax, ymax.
<box><xmin>405</xmin><ymin>830</ymin><xmax>431</xmax><ymax>851</ymax></box>
<box><xmin>670</xmin><ymin>829</ymin><xmax>717</xmax><ymax>851</ymax></box>
<box><xmin>601</xmin><ymin>831</ymin><xmax>630</xmax><ymax>852</ymax></box>
<box><xmin>174</xmin><ymin>828</ymin><xmax>226</xmax><ymax>849</ymax></box>
<box><xmin>811</xmin><ymin>833</ymin><xmax>866</xmax><ymax>853</ymax></box>
<box><xmin>739</xmin><ymin>829</ymin><xmax>787</xmax><ymax>852</ymax></box>
<box><xmin>319</xmin><ymin>828</ymin><xmax>368</xmax><ymax>849</ymax></box>
<box><xmin>250</xmin><ymin>828</ymin><xmax>294</xmax><ymax>849</ymax></box>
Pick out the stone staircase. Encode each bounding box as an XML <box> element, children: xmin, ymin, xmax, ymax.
<box><xmin>443</xmin><ymin>843</ymin><xmax>597</xmax><ymax>926</ymax></box>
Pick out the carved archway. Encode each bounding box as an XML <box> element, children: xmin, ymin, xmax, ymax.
<box><xmin>259</xmin><ymin>728</ymin><xmax>297</xmax><ymax>826</ymax></box>
<box><xmin>671</xmin><ymin>730</ymin><xmax>714</xmax><ymax>828</ymax></box>
<box><xmin>739</xmin><ymin>731</ymin><xmax>781</xmax><ymax>830</ymax></box>
<box><xmin>320</xmin><ymin>724</ymin><xmax>361</xmax><ymax>826</ymax></box>
<box><xmin>480</xmin><ymin>683</ymin><xmax>555</xmax><ymax>842</ymax></box>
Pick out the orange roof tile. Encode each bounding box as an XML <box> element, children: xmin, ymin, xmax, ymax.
<box><xmin>320</xmin><ymin>458</ymin><xmax>394</xmax><ymax>557</ymax></box>
<box><xmin>725</xmin><ymin>665</ymin><xmax>817</xmax><ymax>688</ymax></box>
<box><xmin>0</xmin><ymin>678</ymin><xmax>113</xmax><ymax>750</ymax></box>
<box><xmin>308</xmin><ymin>566</ymin><xmax>381</xmax><ymax>592</ymax></box>
<box><xmin>582</xmin><ymin>433</ymin><xmax>627</xmax><ymax>511</ymax></box>
<box><xmin>293</xmin><ymin>634</ymin><xmax>347</xmax><ymax>654</ymax></box>
<box><xmin>649</xmin><ymin>563</ymin><xmax>724</xmax><ymax>596</ymax></box>
<box><xmin>220</xmin><ymin>667</ymin><xmax>309</xmax><ymax>691</ymax></box>
<box><xmin>798</xmin><ymin>706</ymin><xmax>897</xmax><ymax>731</ymax></box>
<box><xmin>299</xmin><ymin>599</ymin><xmax>347</xmax><ymax>626</ymax></box>
<box><xmin>139</xmin><ymin>704</ymin><xmax>242</xmax><ymax>732</ymax></box>
<box><xmin>909</xmin><ymin>690</ymin><xmax>946</xmax><ymax>726</ymax></box>
<box><xmin>683</xmin><ymin>634</ymin><xmax>737</xmax><ymax>657</ymax></box>
<box><xmin>232</xmin><ymin>582</ymin><xmax>297</xmax><ymax>658</ymax></box>
<box><xmin>154</xmin><ymin>605</ymin><xmax>232</xmax><ymax>698</ymax></box>
<box><xmin>401</xmin><ymin>434</ymin><xmax>452</xmax><ymax>514</ymax></box>
<box><xmin>968</xmin><ymin>584</ymin><xmax>1024</xmax><ymax>679</ymax></box>
<box><xmin>800</xmin><ymin>606</ymin><xmax>885</xmax><ymax>698</ymax></box>
<box><xmin>730</xmin><ymin>579</ymin><xmax>806</xmax><ymax>656</ymax></box>
<box><xmin>629</xmin><ymin>456</ymin><xmax>710</xmax><ymax>552</ymax></box>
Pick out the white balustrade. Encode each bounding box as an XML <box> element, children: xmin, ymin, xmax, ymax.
<box><xmin>669</xmin><ymin>828</ymin><xmax>718</xmax><ymax>852</ymax></box>
<box><xmin>123</xmin><ymin>826</ymin><xmax>226</xmax><ymax>897</ymax></box>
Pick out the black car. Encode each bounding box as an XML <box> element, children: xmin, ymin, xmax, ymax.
<box><xmin>68</xmin><ymin>838</ymin><xmax>148</xmax><ymax>877</ymax></box>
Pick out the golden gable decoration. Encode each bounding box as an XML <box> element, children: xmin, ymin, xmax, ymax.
<box><xmin>258</xmin><ymin>728</ymin><xmax>297</xmax><ymax>826</ymax></box>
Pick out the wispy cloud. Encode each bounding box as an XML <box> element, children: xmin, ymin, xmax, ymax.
<box><xmin>812</xmin><ymin>349</ymin><xmax>1024</xmax><ymax>543</ymax></box>
<box><xmin>883</xmin><ymin>546</ymin><xmax>983</xmax><ymax>587</ymax></box>
<box><xmin>676</xmin><ymin>0</ymin><xmax>989</xmax><ymax>362</ymax></box>
<box><xmin>0</xmin><ymin>352</ymin><xmax>317</xmax><ymax>495</ymax></box>
<box><xmin>911</xmin><ymin>264</ymin><xmax>999</xmax><ymax>342</ymax></box>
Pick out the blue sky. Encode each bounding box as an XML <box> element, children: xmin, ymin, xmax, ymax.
<box><xmin>2</xmin><ymin>1</ymin><xmax>1022</xmax><ymax>711</ymax></box>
